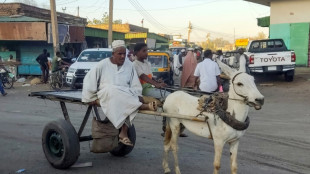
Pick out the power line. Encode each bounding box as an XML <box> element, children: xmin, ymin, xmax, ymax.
<box><xmin>116</xmin><ymin>0</ymin><xmax>235</xmax><ymax>12</ymax></box>
<box><xmin>128</xmin><ymin>0</ymin><xmax>186</xmax><ymax>33</ymax></box>
<box><xmin>57</xmin><ymin>0</ymin><xmax>79</xmax><ymax>6</ymax></box>
<box><xmin>128</xmin><ymin>0</ymin><xmax>168</xmax><ymax>32</ymax></box>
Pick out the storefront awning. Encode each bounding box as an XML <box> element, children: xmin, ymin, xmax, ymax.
<box><xmin>257</xmin><ymin>16</ymin><xmax>270</xmax><ymax>27</ymax></box>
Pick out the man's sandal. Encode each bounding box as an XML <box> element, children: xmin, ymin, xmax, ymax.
<box><xmin>148</xmin><ymin>101</ymin><xmax>157</xmax><ymax>111</ymax></box>
<box><xmin>119</xmin><ymin>137</ymin><xmax>134</xmax><ymax>146</ymax></box>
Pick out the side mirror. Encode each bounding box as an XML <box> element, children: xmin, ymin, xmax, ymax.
<box><xmin>71</xmin><ymin>58</ymin><xmax>77</xmax><ymax>62</ymax></box>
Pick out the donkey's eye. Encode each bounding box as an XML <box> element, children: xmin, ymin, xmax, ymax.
<box><xmin>237</xmin><ymin>82</ymin><xmax>244</xmax><ymax>87</ymax></box>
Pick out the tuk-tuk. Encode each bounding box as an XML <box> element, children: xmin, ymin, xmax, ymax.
<box><xmin>147</xmin><ymin>51</ymin><xmax>174</xmax><ymax>85</ymax></box>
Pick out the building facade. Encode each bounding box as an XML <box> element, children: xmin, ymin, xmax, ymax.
<box><xmin>247</xmin><ymin>0</ymin><xmax>310</xmax><ymax>66</ymax></box>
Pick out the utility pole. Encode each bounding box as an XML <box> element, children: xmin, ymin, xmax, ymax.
<box><xmin>50</xmin><ymin>0</ymin><xmax>59</xmax><ymax>54</ymax></box>
<box><xmin>108</xmin><ymin>0</ymin><xmax>113</xmax><ymax>48</ymax></box>
<box><xmin>187</xmin><ymin>21</ymin><xmax>192</xmax><ymax>43</ymax></box>
<box><xmin>77</xmin><ymin>6</ymin><xmax>79</xmax><ymax>17</ymax></box>
<box><xmin>233</xmin><ymin>28</ymin><xmax>235</xmax><ymax>49</ymax></box>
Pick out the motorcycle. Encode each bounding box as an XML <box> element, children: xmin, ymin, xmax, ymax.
<box><xmin>0</xmin><ymin>67</ymin><xmax>14</xmax><ymax>89</ymax></box>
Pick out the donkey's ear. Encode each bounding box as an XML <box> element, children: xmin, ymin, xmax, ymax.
<box><xmin>216</xmin><ymin>59</ymin><xmax>236</xmax><ymax>78</ymax></box>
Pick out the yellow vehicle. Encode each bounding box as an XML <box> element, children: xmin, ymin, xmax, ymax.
<box><xmin>147</xmin><ymin>51</ymin><xmax>174</xmax><ymax>85</ymax></box>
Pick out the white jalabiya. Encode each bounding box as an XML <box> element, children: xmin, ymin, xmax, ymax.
<box><xmin>82</xmin><ymin>58</ymin><xmax>142</xmax><ymax>129</ymax></box>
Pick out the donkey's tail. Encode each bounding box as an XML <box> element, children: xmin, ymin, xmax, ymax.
<box><xmin>164</xmin><ymin>120</ymin><xmax>172</xmax><ymax>145</ymax></box>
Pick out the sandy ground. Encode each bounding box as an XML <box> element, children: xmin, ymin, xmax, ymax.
<box><xmin>0</xmin><ymin>67</ymin><xmax>309</xmax><ymax>174</ymax></box>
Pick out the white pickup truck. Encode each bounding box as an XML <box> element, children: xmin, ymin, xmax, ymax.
<box><xmin>245</xmin><ymin>39</ymin><xmax>296</xmax><ymax>82</ymax></box>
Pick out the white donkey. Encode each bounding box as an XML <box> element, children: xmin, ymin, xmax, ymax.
<box><xmin>162</xmin><ymin>60</ymin><xmax>264</xmax><ymax>174</ymax></box>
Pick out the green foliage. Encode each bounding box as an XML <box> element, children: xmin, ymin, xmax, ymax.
<box><xmin>88</xmin><ymin>12</ymin><xmax>122</xmax><ymax>25</ymax></box>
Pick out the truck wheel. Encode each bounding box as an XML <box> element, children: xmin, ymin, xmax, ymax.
<box><xmin>284</xmin><ymin>71</ymin><xmax>294</xmax><ymax>82</ymax></box>
<box><xmin>110</xmin><ymin>125</ymin><xmax>136</xmax><ymax>157</ymax></box>
<box><xmin>42</xmin><ymin>119</ymin><xmax>80</xmax><ymax>169</ymax></box>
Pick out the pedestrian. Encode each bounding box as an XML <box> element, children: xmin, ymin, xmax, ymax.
<box><xmin>194</xmin><ymin>49</ymin><xmax>221</xmax><ymax>93</ymax></box>
<box><xmin>181</xmin><ymin>48</ymin><xmax>197</xmax><ymax>88</ymax></box>
<box><xmin>7</xmin><ymin>54</ymin><xmax>17</xmax><ymax>79</ymax></box>
<box><xmin>234</xmin><ymin>48</ymin><xmax>250</xmax><ymax>74</ymax></box>
<box><xmin>172</xmin><ymin>49</ymin><xmax>186</xmax><ymax>84</ymax></box>
<box><xmin>194</xmin><ymin>47</ymin><xmax>202</xmax><ymax>62</ymax></box>
<box><xmin>216</xmin><ymin>50</ymin><xmax>224</xmax><ymax>62</ymax></box>
<box><xmin>36</xmin><ymin>49</ymin><xmax>49</xmax><ymax>83</ymax></box>
<box><xmin>0</xmin><ymin>79</ymin><xmax>7</xmax><ymax>96</ymax></box>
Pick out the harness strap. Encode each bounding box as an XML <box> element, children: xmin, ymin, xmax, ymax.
<box><xmin>231</xmin><ymin>72</ymin><xmax>248</xmax><ymax>103</ymax></box>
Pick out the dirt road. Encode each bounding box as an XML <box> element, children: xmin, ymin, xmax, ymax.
<box><xmin>0</xmin><ymin>68</ymin><xmax>309</xmax><ymax>174</ymax></box>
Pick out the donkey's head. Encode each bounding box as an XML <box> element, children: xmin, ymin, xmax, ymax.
<box><xmin>217</xmin><ymin>60</ymin><xmax>264</xmax><ymax>110</ymax></box>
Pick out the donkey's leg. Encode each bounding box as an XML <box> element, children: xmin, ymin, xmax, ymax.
<box><xmin>213</xmin><ymin>140</ymin><xmax>225</xmax><ymax>174</ymax></box>
<box><xmin>170</xmin><ymin>123</ymin><xmax>181</xmax><ymax>174</ymax></box>
<box><xmin>229</xmin><ymin>140</ymin><xmax>240</xmax><ymax>174</ymax></box>
<box><xmin>163</xmin><ymin>120</ymin><xmax>172</xmax><ymax>174</ymax></box>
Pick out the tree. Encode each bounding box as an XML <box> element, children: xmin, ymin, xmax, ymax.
<box><xmin>197</xmin><ymin>37</ymin><xmax>231</xmax><ymax>51</ymax></box>
<box><xmin>249</xmin><ymin>32</ymin><xmax>268</xmax><ymax>40</ymax></box>
<box><xmin>88</xmin><ymin>12</ymin><xmax>122</xmax><ymax>25</ymax></box>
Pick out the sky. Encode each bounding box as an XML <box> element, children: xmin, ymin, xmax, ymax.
<box><xmin>7</xmin><ymin>0</ymin><xmax>270</xmax><ymax>43</ymax></box>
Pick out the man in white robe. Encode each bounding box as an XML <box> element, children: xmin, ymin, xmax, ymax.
<box><xmin>82</xmin><ymin>40</ymin><xmax>154</xmax><ymax>146</ymax></box>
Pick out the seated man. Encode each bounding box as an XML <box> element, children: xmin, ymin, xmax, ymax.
<box><xmin>52</xmin><ymin>51</ymin><xmax>70</xmax><ymax>73</ymax></box>
<box><xmin>133</xmin><ymin>43</ymin><xmax>188</xmax><ymax>137</ymax></box>
<box><xmin>82</xmin><ymin>40</ymin><xmax>155</xmax><ymax>146</ymax></box>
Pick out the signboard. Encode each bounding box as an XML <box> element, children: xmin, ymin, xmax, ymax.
<box><xmin>235</xmin><ymin>39</ymin><xmax>249</xmax><ymax>46</ymax></box>
<box><xmin>125</xmin><ymin>32</ymin><xmax>147</xmax><ymax>39</ymax></box>
<box><xmin>0</xmin><ymin>22</ymin><xmax>46</xmax><ymax>41</ymax></box>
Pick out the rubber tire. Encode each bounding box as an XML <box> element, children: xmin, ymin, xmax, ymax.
<box><xmin>42</xmin><ymin>119</ymin><xmax>80</xmax><ymax>169</ymax></box>
<box><xmin>284</xmin><ymin>71</ymin><xmax>294</xmax><ymax>82</ymax></box>
<box><xmin>3</xmin><ymin>75</ymin><xmax>13</xmax><ymax>89</ymax></box>
<box><xmin>110</xmin><ymin>124</ymin><xmax>136</xmax><ymax>157</ymax></box>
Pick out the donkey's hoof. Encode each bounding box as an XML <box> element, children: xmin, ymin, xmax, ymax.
<box><xmin>164</xmin><ymin>169</ymin><xmax>171</xmax><ymax>174</ymax></box>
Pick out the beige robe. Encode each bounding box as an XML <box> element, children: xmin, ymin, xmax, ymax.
<box><xmin>82</xmin><ymin>58</ymin><xmax>142</xmax><ymax>129</ymax></box>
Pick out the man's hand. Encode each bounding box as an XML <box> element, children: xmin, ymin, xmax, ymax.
<box><xmin>155</xmin><ymin>82</ymin><xmax>167</xmax><ymax>88</ymax></box>
<box><xmin>88</xmin><ymin>99</ymin><xmax>100</xmax><ymax>106</ymax></box>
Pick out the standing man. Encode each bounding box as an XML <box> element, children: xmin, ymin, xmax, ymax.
<box><xmin>194</xmin><ymin>49</ymin><xmax>221</xmax><ymax>93</ymax></box>
<box><xmin>173</xmin><ymin>49</ymin><xmax>186</xmax><ymax>85</ymax></box>
<box><xmin>0</xmin><ymin>78</ymin><xmax>7</xmax><ymax>96</ymax></box>
<box><xmin>181</xmin><ymin>48</ymin><xmax>197</xmax><ymax>88</ymax></box>
<box><xmin>234</xmin><ymin>48</ymin><xmax>250</xmax><ymax>74</ymax></box>
<box><xmin>36</xmin><ymin>49</ymin><xmax>49</xmax><ymax>83</ymax></box>
<box><xmin>215</xmin><ymin>50</ymin><xmax>224</xmax><ymax>62</ymax></box>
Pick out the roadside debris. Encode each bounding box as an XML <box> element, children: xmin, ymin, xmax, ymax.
<box><xmin>30</xmin><ymin>78</ymin><xmax>41</xmax><ymax>85</ymax></box>
<box><xmin>22</xmin><ymin>84</ymin><xmax>31</xmax><ymax>87</ymax></box>
<box><xmin>16</xmin><ymin>169</ymin><xmax>26</xmax><ymax>173</ymax></box>
<box><xmin>260</xmin><ymin>83</ymin><xmax>274</xmax><ymax>86</ymax></box>
<box><xmin>16</xmin><ymin>78</ymin><xmax>26</xmax><ymax>83</ymax></box>
<box><xmin>71</xmin><ymin>162</ymin><xmax>93</xmax><ymax>168</ymax></box>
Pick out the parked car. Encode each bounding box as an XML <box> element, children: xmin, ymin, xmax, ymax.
<box><xmin>245</xmin><ymin>39</ymin><xmax>296</xmax><ymax>82</ymax></box>
<box><xmin>222</xmin><ymin>51</ymin><xmax>238</xmax><ymax>65</ymax></box>
<box><xmin>223</xmin><ymin>51</ymin><xmax>238</xmax><ymax>58</ymax></box>
<box><xmin>66</xmin><ymin>48</ymin><xmax>112</xmax><ymax>89</ymax></box>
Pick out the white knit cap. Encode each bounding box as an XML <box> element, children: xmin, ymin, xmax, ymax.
<box><xmin>112</xmin><ymin>40</ymin><xmax>125</xmax><ymax>49</ymax></box>
<box><xmin>181</xmin><ymin>49</ymin><xmax>185</xmax><ymax>52</ymax></box>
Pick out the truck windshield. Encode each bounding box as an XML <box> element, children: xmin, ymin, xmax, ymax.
<box><xmin>77</xmin><ymin>51</ymin><xmax>112</xmax><ymax>62</ymax></box>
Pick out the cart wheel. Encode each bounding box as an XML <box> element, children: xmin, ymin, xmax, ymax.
<box><xmin>110</xmin><ymin>124</ymin><xmax>136</xmax><ymax>157</ymax></box>
<box><xmin>42</xmin><ymin>119</ymin><xmax>80</xmax><ymax>169</ymax></box>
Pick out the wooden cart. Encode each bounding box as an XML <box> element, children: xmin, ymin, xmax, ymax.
<box><xmin>29</xmin><ymin>90</ymin><xmax>207</xmax><ymax>169</ymax></box>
